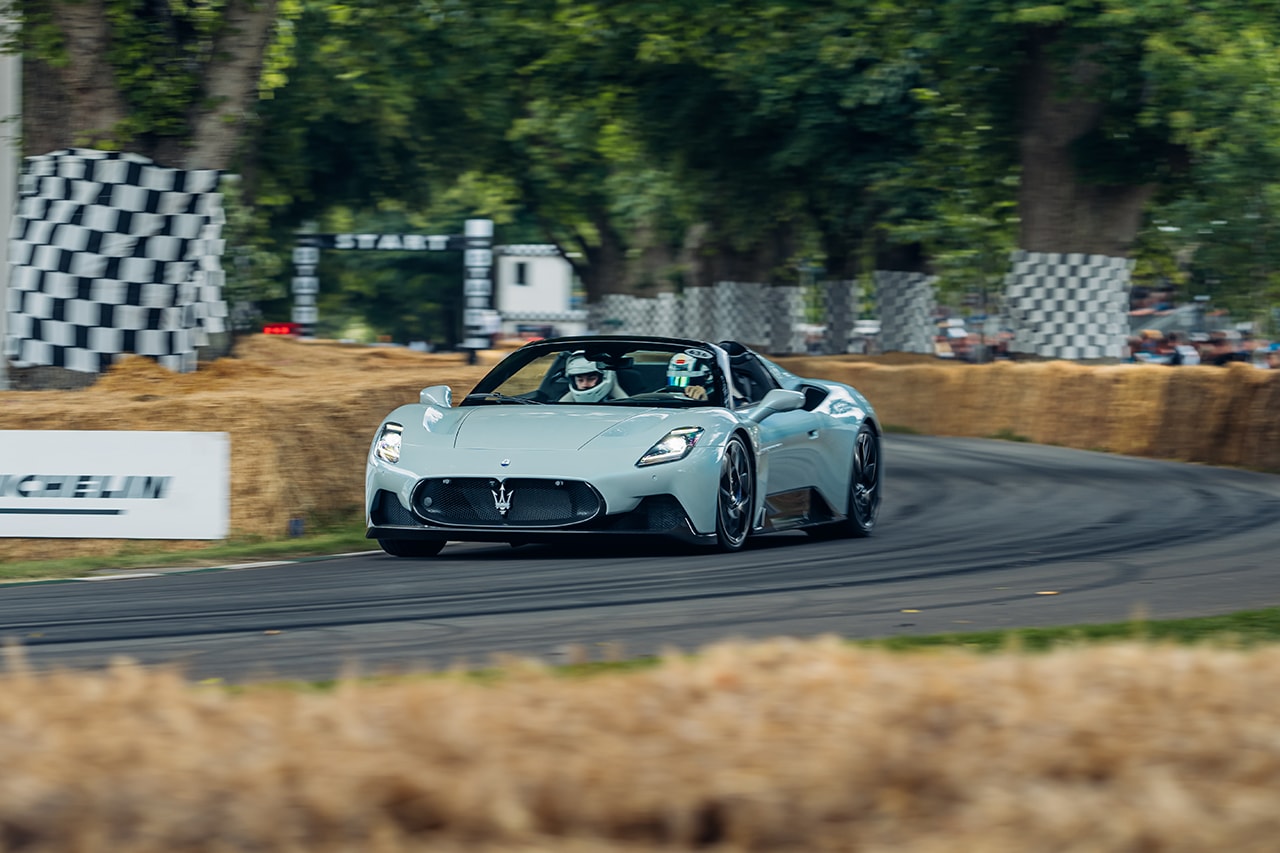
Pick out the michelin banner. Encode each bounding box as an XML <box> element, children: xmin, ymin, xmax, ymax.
<box><xmin>0</xmin><ymin>431</ymin><xmax>229</xmax><ymax>538</ymax></box>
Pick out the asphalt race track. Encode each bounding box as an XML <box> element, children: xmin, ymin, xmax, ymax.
<box><xmin>4</xmin><ymin>435</ymin><xmax>1280</xmax><ymax>683</ymax></box>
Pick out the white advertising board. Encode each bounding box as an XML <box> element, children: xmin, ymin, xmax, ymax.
<box><xmin>0</xmin><ymin>431</ymin><xmax>230</xmax><ymax>539</ymax></box>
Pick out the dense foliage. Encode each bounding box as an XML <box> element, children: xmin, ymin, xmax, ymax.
<box><xmin>17</xmin><ymin>0</ymin><xmax>1280</xmax><ymax>338</ymax></box>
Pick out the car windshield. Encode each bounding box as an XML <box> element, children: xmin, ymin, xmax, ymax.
<box><xmin>463</xmin><ymin>341</ymin><xmax>729</xmax><ymax>407</ymax></box>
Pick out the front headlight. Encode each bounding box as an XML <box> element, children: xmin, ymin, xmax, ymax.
<box><xmin>374</xmin><ymin>423</ymin><xmax>403</xmax><ymax>464</ymax></box>
<box><xmin>636</xmin><ymin>427</ymin><xmax>703</xmax><ymax>467</ymax></box>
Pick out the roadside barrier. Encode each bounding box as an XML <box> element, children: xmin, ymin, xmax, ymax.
<box><xmin>783</xmin><ymin>358</ymin><xmax>1280</xmax><ymax>472</ymax></box>
<box><xmin>0</xmin><ymin>339</ymin><xmax>1275</xmax><ymax>562</ymax></box>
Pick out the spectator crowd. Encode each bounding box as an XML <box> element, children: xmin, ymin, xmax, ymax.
<box><xmin>1127</xmin><ymin>285</ymin><xmax>1279</xmax><ymax>368</ymax></box>
<box><xmin>1127</xmin><ymin>329</ymin><xmax>1280</xmax><ymax>368</ymax></box>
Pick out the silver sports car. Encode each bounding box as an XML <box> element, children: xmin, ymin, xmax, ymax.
<box><xmin>365</xmin><ymin>335</ymin><xmax>881</xmax><ymax>557</ymax></box>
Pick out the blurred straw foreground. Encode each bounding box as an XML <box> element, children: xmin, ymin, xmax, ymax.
<box><xmin>0</xmin><ymin>336</ymin><xmax>1276</xmax><ymax>563</ymax></box>
<box><xmin>3</xmin><ymin>637</ymin><xmax>1280</xmax><ymax>852</ymax></box>
<box><xmin>4</xmin><ymin>343</ymin><xmax>1278</xmax><ymax>849</ymax></box>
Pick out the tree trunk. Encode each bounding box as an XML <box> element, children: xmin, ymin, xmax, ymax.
<box><xmin>690</xmin><ymin>219</ymin><xmax>797</xmax><ymax>288</ymax></box>
<box><xmin>24</xmin><ymin>0</ymin><xmax>278</xmax><ymax>170</ymax></box>
<box><xmin>1018</xmin><ymin>35</ymin><xmax>1156</xmax><ymax>256</ymax></box>
<box><xmin>154</xmin><ymin>0</ymin><xmax>280</xmax><ymax>170</ymax></box>
<box><xmin>23</xmin><ymin>5</ymin><xmax>128</xmax><ymax>157</ymax></box>
<box><xmin>624</xmin><ymin>223</ymin><xmax>680</xmax><ymax>296</ymax></box>
<box><xmin>583</xmin><ymin>210</ymin><xmax>627</xmax><ymax>304</ymax></box>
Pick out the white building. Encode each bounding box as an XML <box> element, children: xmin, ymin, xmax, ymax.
<box><xmin>494</xmin><ymin>244</ymin><xmax>587</xmax><ymax>339</ymax></box>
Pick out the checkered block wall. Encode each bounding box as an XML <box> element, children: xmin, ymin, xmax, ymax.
<box><xmin>502</xmin><ymin>310</ymin><xmax>588</xmax><ymax>324</ymax></box>
<box><xmin>1003</xmin><ymin>251</ymin><xmax>1130</xmax><ymax>360</ymax></box>
<box><xmin>594</xmin><ymin>293</ymin><xmax>653</xmax><ymax>336</ymax></box>
<box><xmin>819</xmin><ymin>280</ymin><xmax>858</xmax><ymax>354</ymax></box>
<box><xmin>766</xmin><ymin>286</ymin><xmax>806</xmax><ymax>354</ymax></box>
<box><xmin>5</xmin><ymin>148</ymin><xmax>227</xmax><ymax>374</ymax></box>
<box><xmin>590</xmin><ymin>283</ymin><xmax>785</xmax><ymax>350</ymax></box>
<box><xmin>679</xmin><ymin>287</ymin><xmax>715</xmax><ymax>341</ymax></box>
<box><xmin>712</xmin><ymin>281</ymin><xmax>768</xmax><ymax>347</ymax></box>
<box><xmin>652</xmin><ymin>292</ymin><xmax>680</xmax><ymax>338</ymax></box>
<box><xmin>875</xmin><ymin>270</ymin><xmax>936</xmax><ymax>353</ymax></box>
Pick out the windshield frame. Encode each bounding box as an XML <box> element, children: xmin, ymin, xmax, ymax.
<box><xmin>463</xmin><ymin>336</ymin><xmax>735</xmax><ymax>408</ymax></box>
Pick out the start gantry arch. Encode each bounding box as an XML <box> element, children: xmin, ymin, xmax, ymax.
<box><xmin>291</xmin><ymin>219</ymin><xmax>495</xmax><ymax>359</ymax></box>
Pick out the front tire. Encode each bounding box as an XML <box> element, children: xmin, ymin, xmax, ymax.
<box><xmin>378</xmin><ymin>537</ymin><xmax>446</xmax><ymax>558</ymax></box>
<box><xmin>715</xmin><ymin>436</ymin><xmax>754</xmax><ymax>551</ymax></box>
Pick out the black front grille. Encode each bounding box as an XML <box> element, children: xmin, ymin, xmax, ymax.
<box><xmin>371</xmin><ymin>490</ymin><xmax>419</xmax><ymax>526</ymax></box>
<box><xmin>594</xmin><ymin>495</ymin><xmax>691</xmax><ymax>532</ymax></box>
<box><xmin>411</xmin><ymin>478</ymin><xmax>602</xmax><ymax>528</ymax></box>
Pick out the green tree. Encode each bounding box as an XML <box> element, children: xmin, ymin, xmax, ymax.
<box><xmin>20</xmin><ymin>0</ymin><xmax>295</xmax><ymax>168</ymax></box>
<box><xmin>481</xmin><ymin>2</ymin><xmax>697</xmax><ymax>301</ymax></box>
<box><xmin>241</xmin><ymin>0</ymin><xmax>1280</xmax><ymax>344</ymax></box>
<box><xmin>249</xmin><ymin>0</ymin><xmax>700</xmax><ymax>307</ymax></box>
<box><xmin>1136</xmin><ymin>25</ymin><xmax>1280</xmax><ymax>330</ymax></box>
<box><xmin>899</xmin><ymin>1</ymin><xmax>1280</xmax><ymax>261</ymax></box>
<box><xmin>605</xmin><ymin>1</ymin><xmax>930</xmax><ymax>283</ymax></box>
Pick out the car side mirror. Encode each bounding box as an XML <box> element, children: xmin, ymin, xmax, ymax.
<box><xmin>746</xmin><ymin>388</ymin><xmax>806</xmax><ymax>423</ymax></box>
<box><xmin>419</xmin><ymin>385</ymin><xmax>452</xmax><ymax>407</ymax></box>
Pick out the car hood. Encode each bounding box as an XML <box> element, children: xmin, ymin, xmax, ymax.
<box><xmin>453</xmin><ymin>407</ymin><xmax>675</xmax><ymax>450</ymax></box>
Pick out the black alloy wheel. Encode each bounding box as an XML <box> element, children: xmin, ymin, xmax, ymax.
<box><xmin>378</xmin><ymin>537</ymin><xmax>447</xmax><ymax>558</ymax></box>
<box><xmin>715</xmin><ymin>436</ymin><xmax>754</xmax><ymax>551</ymax></box>
<box><xmin>846</xmin><ymin>424</ymin><xmax>881</xmax><ymax>536</ymax></box>
<box><xmin>807</xmin><ymin>422</ymin><xmax>881</xmax><ymax>539</ymax></box>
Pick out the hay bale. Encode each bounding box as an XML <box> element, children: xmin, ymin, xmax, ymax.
<box><xmin>1</xmin><ymin>342</ymin><xmax>1276</xmax><ymax>562</ymax></box>
<box><xmin>0</xmin><ymin>337</ymin><xmax>490</xmax><ymax>562</ymax></box>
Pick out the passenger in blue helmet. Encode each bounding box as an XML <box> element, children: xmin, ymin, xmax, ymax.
<box><xmin>665</xmin><ymin>352</ymin><xmax>711</xmax><ymax>400</ymax></box>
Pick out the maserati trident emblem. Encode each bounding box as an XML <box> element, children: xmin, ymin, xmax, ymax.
<box><xmin>492</xmin><ymin>482</ymin><xmax>514</xmax><ymax>516</ymax></box>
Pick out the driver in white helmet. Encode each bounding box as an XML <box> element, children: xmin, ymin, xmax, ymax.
<box><xmin>664</xmin><ymin>352</ymin><xmax>713</xmax><ymax>400</ymax></box>
<box><xmin>560</xmin><ymin>353</ymin><xmax>628</xmax><ymax>403</ymax></box>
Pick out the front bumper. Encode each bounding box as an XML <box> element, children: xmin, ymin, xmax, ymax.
<box><xmin>366</xmin><ymin>445</ymin><xmax>724</xmax><ymax>542</ymax></box>
<box><xmin>367</xmin><ymin>488</ymin><xmax>709</xmax><ymax>544</ymax></box>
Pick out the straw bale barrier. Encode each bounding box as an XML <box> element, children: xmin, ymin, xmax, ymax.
<box><xmin>781</xmin><ymin>356</ymin><xmax>1280</xmax><ymax>470</ymax></box>
<box><xmin>4</xmin><ymin>638</ymin><xmax>1280</xmax><ymax>851</ymax></box>
<box><xmin>0</xmin><ymin>337</ymin><xmax>1276</xmax><ymax>564</ymax></box>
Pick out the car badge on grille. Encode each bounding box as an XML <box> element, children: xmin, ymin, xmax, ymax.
<box><xmin>492</xmin><ymin>482</ymin><xmax>514</xmax><ymax>516</ymax></box>
<box><xmin>500</xmin><ymin>458</ymin><xmax>511</xmax><ymax>467</ymax></box>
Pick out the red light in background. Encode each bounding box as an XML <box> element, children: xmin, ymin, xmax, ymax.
<box><xmin>263</xmin><ymin>322</ymin><xmax>302</xmax><ymax>336</ymax></box>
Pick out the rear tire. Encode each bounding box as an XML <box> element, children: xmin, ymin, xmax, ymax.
<box><xmin>807</xmin><ymin>422</ymin><xmax>881</xmax><ymax>539</ymax></box>
<box><xmin>715</xmin><ymin>436</ymin><xmax>754</xmax><ymax>551</ymax></box>
<box><xmin>378</xmin><ymin>538</ymin><xmax>446</xmax><ymax>558</ymax></box>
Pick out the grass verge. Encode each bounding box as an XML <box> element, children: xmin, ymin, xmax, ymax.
<box><xmin>0</xmin><ymin>522</ymin><xmax>375</xmax><ymax>582</ymax></box>
<box><xmin>862</xmin><ymin>607</ymin><xmax>1280</xmax><ymax>653</ymax></box>
<box><xmin>414</xmin><ymin>607</ymin><xmax>1280</xmax><ymax>684</ymax></box>
<box><xmin>373</xmin><ymin>604</ymin><xmax>1280</xmax><ymax>686</ymax></box>
<box><xmin>239</xmin><ymin>605</ymin><xmax>1280</xmax><ymax>690</ymax></box>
